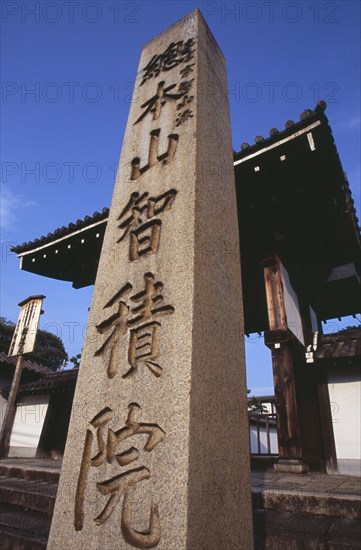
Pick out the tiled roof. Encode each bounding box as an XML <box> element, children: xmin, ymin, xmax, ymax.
<box><xmin>1</xmin><ymin>368</ymin><xmax>78</xmax><ymax>397</ymax></box>
<box><xmin>11</xmin><ymin>101</ymin><xmax>360</xmax><ymax>256</ymax></box>
<box><xmin>234</xmin><ymin>100</ymin><xmax>327</xmax><ymax>159</ymax></box>
<box><xmin>233</xmin><ymin>99</ymin><xmax>360</xmax><ymax>252</ymax></box>
<box><xmin>315</xmin><ymin>327</ymin><xmax>361</xmax><ymax>362</ymax></box>
<box><xmin>11</xmin><ymin>207</ymin><xmax>109</xmax><ymax>255</ymax></box>
<box><xmin>0</xmin><ymin>351</ymin><xmax>53</xmax><ymax>375</ymax></box>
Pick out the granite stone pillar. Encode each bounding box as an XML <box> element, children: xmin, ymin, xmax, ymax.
<box><xmin>48</xmin><ymin>10</ymin><xmax>253</xmax><ymax>549</ymax></box>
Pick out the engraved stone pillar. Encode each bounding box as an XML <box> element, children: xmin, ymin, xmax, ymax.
<box><xmin>48</xmin><ymin>9</ymin><xmax>253</xmax><ymax>550</ymax></box>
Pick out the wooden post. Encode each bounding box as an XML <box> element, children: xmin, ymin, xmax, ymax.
<box><xmin>1</xmin><ymin>294</ymin><xmax>45</xmax><ymax>459</ymax></box>
<box><xmin>0</xmin><ymin>355</ymin><xmax>25</xmax><ymax>458</ymax></box>
<box><xmin>317</xmin><ymin>378</ymin><xmax>338</xmax><ymax>474</ymax></box>
<box><xmin>270</xmin><ymin>345</ymin><xmax>306</xmax><ymax>464</ymax></box>
<box><xmin>263</xmin><ymin>255</ymin><xmax>308</xmax><ymax>473</ymax></box>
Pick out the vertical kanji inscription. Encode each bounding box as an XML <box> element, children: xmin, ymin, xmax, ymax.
<box><xmin>75</xmin><ymin>403</ymin><xmax>165</xmax><ymax>548</ymax></box>
<box><xmin>94</xmin><ymin>273</ymin><xmax>174</xmax><ymax>379</ymax></box>
<box><xmin>117</xmin><ymin>190</ymin><xmax>177</xmax><ymax>259</ymax></box>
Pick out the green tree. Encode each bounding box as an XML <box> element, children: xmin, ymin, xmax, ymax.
<box><xmin>69</xmin><ymin>353</ymin><xmax>81</xmax><ymax>368</ymax></box>
<box><xmin>247</xmin><ymin>389</ymin><xmax>267</xmax><ymax>415</ymax></box>
<box><xmin>0</xmin><ymin>317</ymin><xmax>68</xmax><ymax>371</ymax></box>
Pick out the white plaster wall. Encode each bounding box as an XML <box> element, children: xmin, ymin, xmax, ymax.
<box><xmin>327</xmin><ymin>368</ymin><xmax>361</xmax><ymax>476</ymax></box>
<box><xmin>250</xmin><ymin>422</ymin><xmax>278</xmax><ymax>454</ymax></box>
<box><xmin>8</xmin><ymin>394</ymin><xmax>50</xmax><ymax>458</ymax></box>
<box><xmin>280</xmin><ymin>262</ymin><xmax>305</xmax><ymax>345</ymax></box>
<box><xmin>0</xmin><ymin>372</ymin><xmax>11</xmax><ymax>429</ymax></box>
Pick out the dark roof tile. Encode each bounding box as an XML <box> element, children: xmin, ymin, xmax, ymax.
<box><xmin>11</xmin><ymin>207</ymin><xmax>109</xmax><ymax>254</ymax></box>
<box><xmin>1</xmin><ymin>368</ymin><xmax>78</xmax><ymax>397</ymax></box>
<box><xmin>285</xmin><ymin>120</ymin><xmax>295</xmax><ymax>129</ymax></box>
<box><xmin>0</xmin><ymin>351</ymin><xmax>53</xmax><ymax>375</ymax></box>
<box><xmin>315</xmin><ymin>327</ymin><xmax>361</xmax><ymax>362</ymax></box>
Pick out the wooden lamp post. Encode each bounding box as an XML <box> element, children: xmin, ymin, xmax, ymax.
<box><xmin>0</xmin><ymin>295</ymin><xmax>45</xmax><ymax>458</ymax></box>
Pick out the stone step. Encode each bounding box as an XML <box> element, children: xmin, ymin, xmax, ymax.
<box><xmin>0</xmin><ymin>480</ymin><xmax>360</xmax><ymax>549</ymax></box>
<box><xmin>252</xmin><ymin>487</ymin><xmax>361</xmax><ymax>520</ymax></box>
<box><xmin>0</xmin><ymin>460</ymin><xmax>61</xmax><ymax>484</ymax></box>
<box><xmin>0</xmin><ymin>475</ymin><xmax>58</xmax><ymax>515</ymax></box>
<box><xmin>0</xmin><ymin>461</ymin><xmax>360</xmax><ymax>549</ymax></box>
<box><xmin>0</xmin><ymin>502</ymin><xmax>51</xmax><ymax>550</ymax></box>
<box><xmin>254</xmin><ymin>509</ymin><xmax>361</xmax><ymax>550</ymax></box>
<box><xmin>1</xmin><ymin>504</ymin><xmax>359</xmax><ymax>550</ymax></box>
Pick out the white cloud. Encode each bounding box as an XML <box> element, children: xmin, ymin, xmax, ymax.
<box><xmin>0</xmin><ymin>187</ymin><xmax>36</xmax><ymax>231</ymax></box>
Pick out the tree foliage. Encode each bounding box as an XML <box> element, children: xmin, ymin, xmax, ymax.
<box><xmin>247</xmin><ymin>389</ymin><xmax>267</xmax><ymax>415</ymax></box>
<box><xmin>0</xmin><ymin>317</ymin><xmax>68</xmax><ymax>371</ymax></box>
<box><xmin>69</xmin><ymin>353</ymin><xmax>81</xmax><ymax>368</ymax></box>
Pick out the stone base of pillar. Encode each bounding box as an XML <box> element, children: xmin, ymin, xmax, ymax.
<box><xmin>274</xmin><ymin>459</ymin><xmax>309</xmax><ymax>474</ymax></box>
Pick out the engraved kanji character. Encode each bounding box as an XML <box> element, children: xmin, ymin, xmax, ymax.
<box><xmin>140</xmin><ymin>42</ymin><xmax>180</xmax><ymax>86</ymax></box>
<box><xmin>131</xmin><ymin>131</ymin><xmax>179</xmax><ymax>180</ymax></box>
<box><xmin>176</xmin><ymin>108</ymin><xmax>194</xmax><ymax>127</ymax></box>
<box><xmin>181</xmin><ymin>38</ymin><xmax>195</xmax><ymax>63</ymax></box>
<box><xmin>177</xmin><ymin>79</ymin><xmax>194</xmax><ymax>95</ymax></box>
<box><xmin>75</xmin><ymin>403</ymin><xmax>164</xmax><ymax>549</ymax></box>
<box><xmin>129</xmin><ymin>220</ymin><xmax>161</xmax><ymax>261</ymax></box>
<box><xmin>94</xmin><ymin>283</ymin><xmax>132</xmax><ymax>378</ymax></box>
<box><xmin>134</xmin><ymin>81</ymin><xmax>185</xmax><ymax>125</ymax></box>
<box><xmin>140</xmin><ymin>38</ymin><xmax>195</xmax><ymax>86</ymax></box>
<box><xmin>123</xmin><ymin>273</ymin><xmax>174</xmax><ymax>378</ymax></box>
<box><xmin>128</xmin><ymin>273</ymin><xmax>174</xmax><ymax>328</ymax></box>
<box><xmin>176</xmin><ymin>79</ymin><xmax>194</xmax><ymax>110</ymax></box>
<box><xmin>177</xmin><ymin>96</ymin><xmax>194</xmax><ymax>110</ymax></box>
<box><xmin>95</xmin><ymin>274</ymin><xmax>174</xmax><ymax>379</ymax></box>
<box><xmin>117</xmin><ymin>190</ymin><xmax>177</xmax><ymax>260</ymax></box>
<box><xmin>119</xmin><ymin>273</ymin><xmax>174</xmax><ymax>378</ymax></box>
<box><xmin>180</xmin><ymin>63</ymin><xmax>195</xmax><ymax>78</ymax></box>
<box><xmin>126</xmin><ymin>321</ymin><xmax>162</xmax><ymax>378</ymax></box>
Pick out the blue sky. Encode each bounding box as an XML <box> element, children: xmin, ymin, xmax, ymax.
<box><xmin>1</xmin><ymin>1</ymin><xmax>360</xmax><ymax>393</ymax></box>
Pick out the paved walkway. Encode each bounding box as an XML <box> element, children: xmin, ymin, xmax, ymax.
<box><xmin>1</xmin><ymin>457</ymin><xmax>360</xmax><ymax>499</ymax></box>
<box><xmin>1</xmin><ymin>459</ymin><xmax>360</xmax><ymax>548</ymax></box>
<box><xmin>251</xmin><ymin>468</ymin><xmax>361</xmax><ymax>499</ymax></box>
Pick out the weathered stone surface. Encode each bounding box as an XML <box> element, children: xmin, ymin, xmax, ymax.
<box><xmin>274</xmin><ymin>459</ymin><xmax>308</xmax><ymax>474</ymax></box>
<box><xmin>253</xmin><ymin>509</ymin><xmax>361</xmax><ymax>550</ymax></box>
<box><xmin>326</xmin><ymin>517</ymin><xmax>361</xmax><ymax>548</ymax></box>
<box><xmin>254</xmin><ymin>487</ymin><xmax>361</xmax><ymax>519</ymax></box>
<box><xmin>48</xmin><ymin>9</ymin><xmax>253</xmax><ymax>550</ymax></box>
<box><xmin>0</xmin><ymin>503</ymin><xmax>50</xmax><ymax>550</ymax></box>
<box><xmin>0</xmin><ymin>476</ymin><xmax>57</xmax><ymax>515</ymax></box>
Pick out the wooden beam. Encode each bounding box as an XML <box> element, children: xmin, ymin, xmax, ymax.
<box><xmin>263</xmin><ymin>254</ymin><xmax>308</xmax><ymax>473</ymax></box>
<box><xmin>263</xmin><ymin>256</ymin><xmax>287</xmax><ymax>331</ymax></box>
<box><xmin>233</xmin><ymin>120</ymin><xmax>322</xmax><ymax>165</ymax></box>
